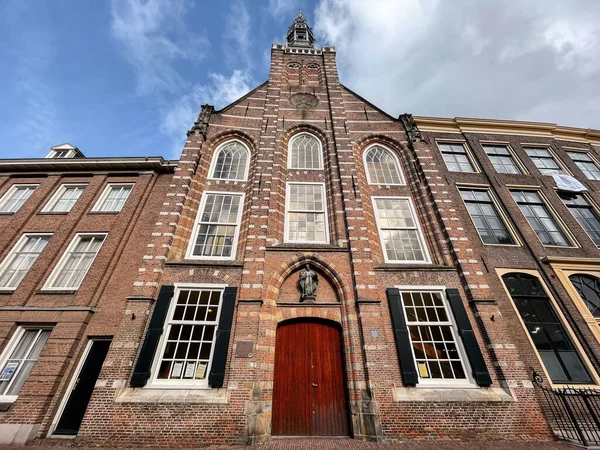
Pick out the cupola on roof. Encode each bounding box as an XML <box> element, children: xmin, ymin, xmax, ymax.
<box><xmin>286</xmin><ymin>11</ymin><xmax>316</xmax><ymax>48</ymax></box>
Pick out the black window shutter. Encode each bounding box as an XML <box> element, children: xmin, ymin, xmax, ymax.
<box><xmin>208</xmin><ymin>287</ymin><xmax>237</xmax><ymax>388</ymax></box>
<box><xmin>446</xmin><ymin>288</ymin><xmax>492</xmax><ymax>387</ymax></box>
<box><xmin>130</xmin><ymin>285</ymin><xmax>175</xmax><ymax>387</ymax></box>
<box><xmin>386</xmin><ymin>288</ymin><xmax>418</xmax><ymax>386</ymax></box>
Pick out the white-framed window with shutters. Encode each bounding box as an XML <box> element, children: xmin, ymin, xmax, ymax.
<box><xmin>363</xmin><ymin>144</ymin><xmax>405</xmax><ymax>185</ymax></box>
<box><xmin>0</xmin><ymin>327</ymin><xmax>51</xmax><ymax>402</ymax></box>
<box><xmin>0</xmin><ymin>234</ymin><xmax>52</xmax><ymax>291</ymax></box>
<box><xmin>150</xmin><ymin>284</ymin><xmax>225</xmax><ymax>388</ymax></box>
<box><xmin>288</xmin><ymin>132</ymin><xmax>323</xmax><ymax>170</ymax></box>
<box><xmin>0</xmin><ymin>184</ymin><xmax>38</xmax><ymax>213</ymax></box>
<box><xmin>208</xmin><ymin>140</ymin><xmax>250</xmax><ymax>181</ymax></box>
<box><xmin>92</xmin><ymin>184</ymin><xmax>133</xmax><ymax>213</ymax></box>
<box><xmin>43</xmin><ymin>233</ymin><xmax>107</xmax><ymax>290</ymax></box>
<box><xmin>42</xmin><ymin>184</ymin><xmax>87</xmax><ymax>213</ymax></box>
<box><xmin>397</xmin><ymin>287</ymin><xmax>473</xmax><ymax>386</ymax></box>
<box><xmin>372</xmin><ymin>196</ymin><xmax>430</xmax><ymax>263</ymax></box>
<box><xmin>285</xmin><ymin>182</ymin><xmax>329</xmax><ymax>244</ymax></box>
<box><xmin>186</xmin><ymin>192</ymin><xmax>244</xmax><ymax>260</ymax></box>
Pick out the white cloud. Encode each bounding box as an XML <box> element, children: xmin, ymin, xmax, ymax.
<box><xmin>268</xmin><ymin>0</ymin><xmax>301</xmax><ymax>19</ymax></box>
<box><xmin>161</xmin><ymin>70</ymin><xmax>253</xmax><ymax>157</ymax></box>
<box><xmin>224</xmin><ymin>0</ymin><xmax>253</xmax><ymax>70</ymax></box>
<box><xmin>314</xmin><ymin>0</ymin><xmax>600</xmax><ymax>128</ymax></box>
<box><xmin>110</xmin><ymin>0</ymin><xmax>209</xmax><ymax>95</ymax></box>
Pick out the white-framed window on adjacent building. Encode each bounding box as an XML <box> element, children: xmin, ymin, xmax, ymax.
<box><xmin>567</xmin><ymin>151</ymin><xmax>600</xmax><ymax>181</ymax></box>
<box><xmin>43</xmin><ymin>233</ymin><xmax>107</xmax><ymax>290</ymax></box>
<box><xmin>0</xmin><ymin>328</ymin><xmax>51</xmax><ymax>402</ymax></box>
<box><xmin>42</xmin><ymin>184</ymin><xmax>87</xmax><ymax>213</ymax></box>
<box><xmin>208</xmin><ymin>140</ymin><xmax>250</xmax><ymax>181</ymax></box>
<box><xmin>398</xmin><ymin>287</ymin><xmax>473</xmax><ymax>386</ymax></box>
<box><xmin>285</xmin><ymin>183</ymin><xmax>329</xmax><ymax>244</ymax></box>
<box><xmin>288</xmin><ymin>132</ymin><xmax>323</xmax><ymax>170</ymax></box>
<box><xmin>482</xmin><ymin>145</ymin><xmax>524</xmax><ymax>174</ymax></box>
<box><xmin>92</xmin><ymin>184</ymin><xmax>133</xmax><ymax>213</ymax></box>
<box><xmin>187</xmin><ymin>192</ymin><xmax>244</xmax><ymax>260</ymax></box>
<box><xmin>437</xmin><ymin>142</ymin><xmax>477</xmax><ymax>173</ymax></box>
<box><xmin>372</xmin><ymin>197</ymin><xmax>430</xmax><ymax>263</ymax></box>
<box><xmin>363</xmin><ymin>144</ymin><xmax>405</xmax><ymax>185</ymax></box>
<box><xmin>0</xmin><ymin>184</ymin><xmax>38</xmax><ymax>213</ymax></box>
<box><xmin>150</xmin><ymin>285</ymin><xmax>224</xmax><ymax>388</ymax></box>
<box><xmin>0</xmin><ymin>234</ymin><xmax>52</xmax><ymax>291</ymax></box>
<box><xmin>524</xmin><ymin>147</ymin><xmax>567</xmax><ymax>176</ymax></box>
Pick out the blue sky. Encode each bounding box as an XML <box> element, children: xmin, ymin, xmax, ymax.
<box><xmin>1</xmin><ymin>1</ymin><xmax>599</xmax><ymax>160</ymax></box>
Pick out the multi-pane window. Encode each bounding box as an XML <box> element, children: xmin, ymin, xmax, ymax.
<box><xmin>511</xmin><ymin>190</ymin><xmax>570</xmax><ymax>246</ymax></box>
<box><xmin>210</xmin><ymin>141</ymin><xmax>249</xmax><ymax>181</ymax></box>
<box><xmin>570</xmin><ymin>274</ymin><xmax>600</xmax><ymax>319</ymax></box>
<box><xmin>559</xmin><ymin>193</ymin><xmax>600</xmax><ymax>246</ymax></box>
<box><xmin>289</xmin><ymin>133</ymin><xmax>322</xmax><ymax>170</ymax></box>
<box><xmin>364</xmin><ymin>146</ymin><xmax>404</xmax><ymax>185</ymax></box>
<box><xmin>155</xmin><ymin>288</ymin><xmax>222</xmax><ymax>384</ymax></box>
<box><xmin>286</xmin><ymin>183</ymin><xmax>328</xmax><ymax>243</ymax></box>
<box><xmin>92</xmin><ymin>184</ymin><xmax>133</xmax><ymax>212</ymax></box>
<box><xmin>0</xmin><ymin>234</ymin><xmax>51</xmax><ymax>290</ymax></box>
<box><xmin>483</xmin><ymin>145</ymin><xmax>522</xmax><ymax>174</ymax></box>
<box><xmin>438</xmin><ymin>143</ymin><xmax>476</xmax><ymax>173</ymax></box>
<box><xmin>567</xmin><ymin>151</ymin><xmax>600</xmax><ymax>180</ymax></box>
<box><xmin>372</xmin><ymin>197</ymin><xmax>428</xmax><ymax>262</ymax></box>
<box><xmin>0</xmin><ymin>185</ymin><xmax>37</xmax><ymax>213</ymax></box>
<box><xmin>401</xmin><ymin>291</ymin><xmax>468</xmax><ymax>382</ymax></box>
<box><xmin>502</xmin><ymin>273</ymin><xmax>591</xmax><ymax>384</ymax></box>
<box><xmin>459</xmin><ymin>189</ymin><xmax>515</xmax><ymax>245</ymax></box>
<box><xmin>0</xmin><ymin>328</ymin><xmax>51</xmax><ymax>398</ymax></box>
<box><xmin>190</xmin><ymin>193</ymin><xmax>243</xmax><ymax>259</ymax></box>
<box><xmin>524</xmin><ymin>148</ymin><xmax>565</xmax><ymax>176</ymax></box>
<box><xmin>51</xmin><ymin>151</ymin><xmax>70</xmax><ymax>158</ymax></box>
<box><xmin>45</xmin><ymin>234</ymin><xmax>106</xmax><ymax>290</ymax></box>
<box><xmin>43</xmin><ymin>184</ymin><xmax>86</xmax><ymax>213</ymax></box>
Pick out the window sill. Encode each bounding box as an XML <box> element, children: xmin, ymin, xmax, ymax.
<box><xmin>37</xmin><ymin>211</ymin><xmax>69</xmax><ymax>215</ymax></box>
<box><xmin>392</xmin><ymin>386</ymin><xmax>513</xmax><ymax>403</ymax></box>
<box><xmin>0</xmin><ymin>212</ymin><xmax>15</xmax><ymax>216</ymax></box>
<box><xmin>88</xmin><ymin>211</ymin><xmax>120</xmax><ymax>215</ymax></box>
<box><xmin>36</xmin><ymin>289</ymin><xmax>78</xmax><ymax>295</ymax></box>
<box><xmin>0</xmin><ymin>395</ymin><xmax>17</xmax><ymax>411</ymax></box>
<box><xmin>373</xmin><ymin>264</ymin><xmax>456</xmax><ymax>271</ymax></box>
<box><xmin>166</xmin><ymin>260</ymin><xmax>244</xmax><ymax>268</ymax></box>
<box><xmin>266</xmin><ymin>244</ymin><xmax>349</xmax><ymax>252</ymax></box>
<box><xmin>115</xmin><ymin>387</ymin><xmax>228</xmax><ymax>404</ymax></box>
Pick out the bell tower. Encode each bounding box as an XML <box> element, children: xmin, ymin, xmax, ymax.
<box><xmin>286</xmin><ymin>11</ymin><xmax>316</xmax><ymax>48</ymax></box>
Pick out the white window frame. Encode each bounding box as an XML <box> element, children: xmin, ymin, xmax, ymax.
<box><xmin>42</xmin><ymin>233</ymin><xmax>107</xmax><ymax>291</ymax></box>
<box><xmin>284</xmin><ymin>182</ymin><xmax>330</xmax><ymax>244</ymax></box>
<box><xmin>372</xmin><ymin>196</ymin><xmax>431</xmax><ymax>264</ymax></box>
<box><xmin>42</xmin><ymin>184</ymin><xmax>87</xmax><ymax>213</ymax></box>
<box><xmin>0</xmin><ymin>327</ymin><xmax>52</xmax><ymax>402</ymax></box>
<box><xmin>396</xmin><ymin>286</ymin><xmax>475</xmax><ymax>388</ymax></box>
<box><xmin>45</xmin><ymin>149</ymin><xmax>76</xmax><ymax>158</ymax></box>
<box><xmin>0</xmin><ymin>184</ymin><xmax>38</xmax><ymax>213</ymax></box>
<box><xmin>363</xmin><ymin>143</ymin><xmax>406</xmax><ymax>186</ymax></box>
<box><xmin>91</xmin><ymin>183</ymin><xmax>134</xmax><ymax>213</ymax></box>
<box><xmin>0</xmin><ymin>233</ymin><xmax>53</xmax><ymax>292</ymax></box>
<box><xmin>185</xmin><ymin>191</ymin><xmax>245</xmax><ymax>261</ymax></box>
<box><xmin>287</xmin><ymin>132</ymin><xmax>324</xmax><ymax>170</ymax></box>
<box><xmin>148</xmin><ymin>283</ymin><xmax>226</xmax><ymax>389</ymax></box>
<box><xmin>207</xmin><ymin>139</ymin><xmax>251</xmax><ymax>182</ymax></box>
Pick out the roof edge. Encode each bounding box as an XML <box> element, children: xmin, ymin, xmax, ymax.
<box><xmin>216</xmin><ymin>80</ymin><xmax>269</xmax><ymax>114</ymax></box>
<box><xmin>0</xmin><ymin>157</ymin><xmax>178</xmax><ymax>174</ymax></box>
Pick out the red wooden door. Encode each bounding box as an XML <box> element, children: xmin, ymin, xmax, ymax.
<box><xmin>272</xmin><ymin>320</ymin><xmax>349</xmax><ymax>436</ymax></box>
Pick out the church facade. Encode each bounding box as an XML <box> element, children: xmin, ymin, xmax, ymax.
<box><xmin>2</xmin><ymin>13</ymin><xmax>600</xmax><ymax>445</ymax></box>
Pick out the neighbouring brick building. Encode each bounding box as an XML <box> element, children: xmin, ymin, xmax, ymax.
<box><xmin>2</xmin><ymin>12</ymin><xmax>600</xmax><ymax>447</ymax></box>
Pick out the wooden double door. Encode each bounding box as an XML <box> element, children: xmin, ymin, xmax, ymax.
<box><xmin>272</xmin><ymin>319</ymin><xmax>349</xmax><ymax>437</ymax></box>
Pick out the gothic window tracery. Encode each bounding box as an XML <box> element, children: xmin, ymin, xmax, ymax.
<box><xmin>289</xmin><ymin>133</ymin><xmax>323</xmax><ymax>170</ymax></box>
<box><xmin>364</xmin><ymin>145</ymin><xmax>404</xmax><ymax>185</ymax></box>
<box><xmin>210</xmin><ymin>140</ymin><xmax>250</xmax><ymax>181</ymax></box>
<box><xmin>570</xmin><ymin>274</ymin><xmax>600</xmax><ymax>318</ymax></box>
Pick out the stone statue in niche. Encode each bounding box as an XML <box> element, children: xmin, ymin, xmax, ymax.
<box><xmin>298</xmin><ymin>264</ymin><xmax>318</xmax><ymax>302</ymax></box>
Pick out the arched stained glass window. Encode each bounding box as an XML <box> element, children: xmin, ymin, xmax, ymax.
<box><xmin>364</xmin><ymin>146</ymin><xmax>404</xmax><ymax>185</ymax></box>
<box><xmin>570</xmin><ymin>274</ymin><xmax>600</xmax><ymax>318</ymax></box>
<box><xmin>210</xmin><ymin>141</ymin><xmax>249</xmax><ymax>181</ymax></box>
<box><xmin>289</xmin><ymin>133</ymin><xmax>322</xmax><ymax>169</ymax></box>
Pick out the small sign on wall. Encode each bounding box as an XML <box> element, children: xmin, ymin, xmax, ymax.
<box><xmin>0</xmin><ymin>362</ymin><xmax>18</xmax><ymax>381</ymax></box>
<box><xmin>235</xmin><ymin>341</ymin><xmax>254</xmax><ymax>358</ymax></box>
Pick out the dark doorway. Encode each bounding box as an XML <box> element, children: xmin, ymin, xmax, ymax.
<box><xmin>54</xmin><ymin>339</ymin><xmax>111</xmax><ymax>435</ymax></box>
<box><xmin>272</xmin><ymin>319</ymin><xmax>349</xmax><ymax>437</ymax></box>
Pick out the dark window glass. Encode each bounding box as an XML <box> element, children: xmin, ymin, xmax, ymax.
<box><xmin>438</xmin><ymin>143</ymin><xmax>475</xmax><ymax>173</ymax></box>
<box><xmin>511</xmin><ymin>190</ymin><xmax>569</xmax><ymax>246</ymax></box>
<box><xmin>502</xmin><ymin>273</ymin><xmax>591</xmax><ymax>384</ymax></box>
<box><xmin>459</xmin><ymin>189</ymin><xmax>515</xmax><ymax>245</ymax></box>
<box><xmin>524</xmin><ymin>148</ymin><xmax>564</xmax><ymax>176</ymax></box>
<box><xmin>483</xmin><ymin>145</ymin><xmax>522</xmax><ymax>174</ymax></box>
<box><xmin>570</xmin><ymin>274</ymin><xmax>600</xmax><ymax>318</ymax></box>
<box><xmin>567</xmin><ymin>152</ymin><xmax>600</xmax><ymax>181</ymax></box>
<box><xmin>559</xmin><ymin>193</ymin><xmax>600</xmax><ymax>245</ymax></box>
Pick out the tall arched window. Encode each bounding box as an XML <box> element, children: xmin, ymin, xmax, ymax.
<box><xmin>209</xmin><ymin>140</ymin><xmax>250</xmax><ymax>181</ymax></box>
<box><xmin>288</xmin><ymin>133</ymin><xmax>323</xmax><ymax>170</ymax></box>
<box><xmin>364</xmin><ymin>145</ymin><xmax>404</xmax><ymax>185</ymax></box>
<box><xmin>501</xmin><ymin>272</ymin><xmax>591</xmax><ymax>384</ymax></box>
<box><xmin>570</xmin><ymin>274</ymin><xmax>600</xmax><ymax>318</ymax></box>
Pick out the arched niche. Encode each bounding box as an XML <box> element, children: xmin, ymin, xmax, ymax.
<box><xmin>276</xmin><ymin>264</ymin><xmax>341</xmax><ymax>304</ymax></box>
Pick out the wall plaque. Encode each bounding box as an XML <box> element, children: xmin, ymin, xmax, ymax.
<box><xmin>235</xmin><ymin>341</ymin><xmax>254</xmax><ymax>358</ymax></box>
<box><xmin>290</xmin><ymin>92</ymin><xmax>319</xmax><ymax>109</ymax></box>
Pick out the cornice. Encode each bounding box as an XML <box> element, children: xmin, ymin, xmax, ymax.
<box><xmin>413</xmin><ymin>116</ymin><xmax>600</xmax><ymax>145</ymax></box>
<box><xmin>0</xmin><ymin>157</ymin><xmax>178</xmax><ymax>174</ymax></box>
